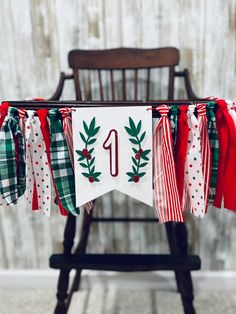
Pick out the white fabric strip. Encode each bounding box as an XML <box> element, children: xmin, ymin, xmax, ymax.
<box><xmin>184</xmin><ymin>105</ymin><xmax>205</xmax><ymax>218</ymax></box>
<box><xmin>25</xmin><ymin>110</ymin><xmax>52</xmax><ymax>216</ymax></box>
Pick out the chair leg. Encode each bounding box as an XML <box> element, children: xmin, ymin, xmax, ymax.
<box><xmin>66</xmin><ymin>209</ymin><xmax>93</xmax><ymax>310</ymax></box>
<box><xmin>54</xmin><ymin>214</ymin><xmax>76</xmax><ymax>314</ymax></box>
<box><xmin>165</xmin><ymin>222</ymin><xmax>196</xmax><ymax>314</ymax></box>
<box><xmin>165</xmin><ymin>222</ymin><xmax>181</xmax><ymax>291</ymax></box>
<box><xmin>178</xmin><ymin>270</ymin><xmax>195</xmax><ymax>314</ymax></box>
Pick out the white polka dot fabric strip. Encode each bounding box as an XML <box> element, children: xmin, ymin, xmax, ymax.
<box><xmin>25</xmin><ymin>110</ymin><xmax>51</xmax><ymax>216</ymax></box>
<box><xmin>184</xmin><ymin>105</ymin><xmax>205</xmax><ymax>218</ymax></box>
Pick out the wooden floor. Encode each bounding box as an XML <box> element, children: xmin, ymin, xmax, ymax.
<box><xmin>0</xmin><ymin>287</ymin><xmax>235</xmax><ymax>314</ymax></box>
<box><xmin>0</xmin><ymin>270</ymin><xmax>236</xmax><ymax>314</ymax></box>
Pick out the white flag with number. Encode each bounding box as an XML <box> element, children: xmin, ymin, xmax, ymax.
<box><xmin>72</xmin><ymin>106</ymin><xmax>153</xmax><ymax>207</ymax></box>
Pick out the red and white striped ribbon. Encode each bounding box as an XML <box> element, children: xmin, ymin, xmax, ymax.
<box><xmin>60</xmin><ymin>108</ymin><xmax>94</xmax><ymax>213</ymax></box>
<box><xmin>18</xmin><ymin>108</ymin><xmax>27</xmax><ymax>132</ymax></box>
<box><xmin>197</xmin><ymin>103</ymin><xmax>212</xmax><ymax>212</ymax></box>
<box><xmin>153</xmin><ymin>105</ymin><xmax>184</xmax><ymax>223</ymax></box>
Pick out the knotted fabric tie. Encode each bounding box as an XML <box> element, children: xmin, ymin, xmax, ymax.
<box><xmin>49</xmin><ymin>109</ymin><xmax>79</xmax><ymax>215</ymax></box>
<box><xmin>37</xmin><ymin>109</ymin><xmax>68</xmax><ymax>216</ymax></box>
<box><xmin>60</xmin><ymin>107</ymin><xmax>94</xmax><ymax>214</ymax></box>
<box><xmin>184</xmin><ymin>105</ymin><xmax>205</xmax><ymax>218</ymax></box>
<box><xmin>153</xmin><ymin>105</ymin><xmax>183</xmax><ymax>223</ymax></box>
<box><xmin>196</xmin><ymin>103</ymin><xmax>212</xmax><ymax>212</ymax></box>
<box><xmin>214</xmin><ymin>99</ymin><xmax>236</xmax><ymax>210</ymax></box>
<box><xmin>25</xmin><ymin>110</ymin><xmax>51</xmax><ymax>216</ymax></box>
<box><xmin>206</xmin><ymin>102</ymin><xmax>219</xmax><ymax>204</ymax></box>
<box><xmin>174</xmin><ymin>105</ymin><xmax>189</xmax><ymax>206</ymax></box>
<box><xmin>18</xmin><ymin>108</ymin><xmax>27</xmax><ymax>133</ymax></box>
<box><xmin>0</xmin><ymin>107</ymin><xmax>26</xmax><ymax>204</ymax></box>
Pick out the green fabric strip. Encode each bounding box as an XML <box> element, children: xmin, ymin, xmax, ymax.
<box><xmin>49</xmin><ymin>109</ymin><xmax>79</xmax><ymax>215</ymax></box>
<box><xmin>206</xmin><ymin>102</ymin><xmax>218</xmax><ymax>204</ymax></box>
<box><xmin>0</xmin><ymin>107</ymin><xmax>25</xmax><ymax>204</ymax></box>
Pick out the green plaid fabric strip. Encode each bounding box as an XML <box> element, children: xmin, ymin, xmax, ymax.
<box><xmin>170</xmin><ymin>105</ymin><xmax>179</xmax><ymax>150</ymax></box>
<box><xmin>17</xmin><ymin>117</ymin><xmax>26</xmax><ymax>197</ymax></box>
<box><xmin>49</xmin><ymin>109</ymin><xmax>79</xmax><ymax>215</ymax></box>
<box><xmin>206</xmin><ymin>102</ymin><xmax>219</xmax><ymax>204</ymax></box>
<box><xmin>0</xmin><ymin>107</ymin><xmax>26</xmax><ymax>204</ymax></box>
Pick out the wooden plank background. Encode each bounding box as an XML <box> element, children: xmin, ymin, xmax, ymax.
<box><xmin>0</xmin><ymin>0</ymin><xmax>236</xmax><ymax>270</ymax></box>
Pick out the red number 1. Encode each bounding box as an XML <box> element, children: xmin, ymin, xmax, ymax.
<box><xmin>103</xmin><ymin>129</ymin><xmax>119</xmax><ymax>177</ymax></box>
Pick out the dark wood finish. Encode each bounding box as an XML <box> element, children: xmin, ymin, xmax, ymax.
<box><xmin>50</xmin><ymin>254</ymin><xmax>201</xmax><ymax>272</ymax></box>
<box><xmin>122</xmin><ymin>69</ymin><xmax>126</xmax><ymax>100</ymax></box>
<box><xmin>165</xmin><ymin>222</ymin><xmax>195</xmax><ymax>313</ymax></box>
<box><xmin>68</xmin><ymin>47</ymin><xmax>180</xmax><ymax>101</ymax></box>
<box><xmin>54</xmin><ymin>214</ymin><xmax>76</xmax><ymax>314</ymax></box>
<box><xmin>174</xmin><ymin>69</ymin><xmax>200</xmax><ymax>100</ymax></box>
<box><xmin>48</xmin><ymin>73</ymin><xmax>74</xmax><ymax>101</ymax></box>
<box><xmin>68</xmin><ymin>47</ymin><xmax>180</xmax><ymax>69</ymax></box>
<box><xmin>168</xmin><ymin>66</ymin><xmax>175</xmax><ymax>99</ymax></box>
<box><xmin>66</xmin><ymin>210</ymin><xmax>93</xmax><ymax>311</ymax></box>
<box><xmin>46</xmin><ymin>49</ymin><xmax>201</xmax><ymax>102</ymax></box>
<box><xmin>73</xmin><ymin>69</ymin><xmax>82</xmax><ymax>100</ymax></box>
<box><xmin>110</xmin><ymin>70</ymin><xmax>115</xmax><ymax>100</ymax></box>
<box><xmin>146</xmin><ymin>68</ymin><xmax>150</xmax><ymax>100</ymax></box>
<box><xmin>8</xmin><ymin>99</ymin><xmax>208</xmax><ymax>107</ymax></box>
<box><xmin>98</xmin><ymin>70</ymin><xmax>104</xmax><ymax>100</ymax></box>
<box><xmin>45</xmin><ymin>47</ymin><xmax>203</xmax><ymax>314</ymax></box>
<box><xmin>134</xmin><ymin>69</ymin><xmax>138</xmax><ymax>100</ymax></box>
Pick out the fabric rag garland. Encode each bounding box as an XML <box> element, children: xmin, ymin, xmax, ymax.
<box><xmin>1</xmin><ymin>99</ymin><xmax>236</xmax><ymax>222</ymax></box>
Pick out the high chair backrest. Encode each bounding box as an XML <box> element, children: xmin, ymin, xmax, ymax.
<box><xmin>50</xmin><ymin>47</ymin><xmax>200</xmax><ymax>101</ymax></box>
<box><xmin>68</xmin><ymin>47</ymin><xmax>180</xmax><ymax>101</ymax></box>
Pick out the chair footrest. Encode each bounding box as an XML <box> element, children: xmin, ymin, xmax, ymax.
<box><xmin>49</xmin><ymin>254</ymin><xmax>201</xmax><ymax>272</ymax></box>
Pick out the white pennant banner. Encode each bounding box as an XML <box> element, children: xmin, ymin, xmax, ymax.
<box><xmin>72</xmin><ymin>106</ymin><xmax>153</xmax><ymax>207</ymax></box>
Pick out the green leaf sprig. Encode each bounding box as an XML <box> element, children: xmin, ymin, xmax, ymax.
<box><xmin>125</xmin><ymin>117</ymin><xmax>151</xmax><ymax>183</ymax></box>
<box><xmin>76</xmin><ymin>117</ymin><xmax>102</xmax><ymax>183</ymax></box>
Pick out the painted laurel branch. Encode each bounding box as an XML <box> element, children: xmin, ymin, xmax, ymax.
<box><xmin>125</xmin><ymin>117</ymin><xmax>151</xmax><ymax>183</ymax></box>
<box><xmin>76</xmin><ymin>117</ymin><xmax>102</xmax><ymax>183</ymax></box>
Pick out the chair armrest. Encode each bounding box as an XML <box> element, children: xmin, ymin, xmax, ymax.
<box><xmin>174</xmin><ymin>69</ymin><xmax>205</xmax><ymax>101</ymax></box>
<box><xmin>48</xmin><ymin>72</ymin><xmax>74</xmax><ymax>100</ymax></box>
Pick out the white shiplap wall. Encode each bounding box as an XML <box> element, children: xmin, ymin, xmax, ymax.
<box><xmin>0</xmin><ymin>0</ymin><xmax>236</xmax><ymax>270</ymax></box>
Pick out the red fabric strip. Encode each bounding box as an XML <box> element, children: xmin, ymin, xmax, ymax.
<box><xmin>174</xmin><ymin>105</ymin><xmax>189</xmax><ymax>206</ymax></box>
<box><xmin>214</xmin><ymin>99</ymin><xmax>236</xmax><ymax>210</ymax></box>
<box><xmin>0</xmin><ymin>102</ymin><xmax>9</xmax><ymax>128</ymax></box>
<box><xmin>37</xmin><ymin>109</ymin><xmax>68</xmax><ymax>216</ymax></box>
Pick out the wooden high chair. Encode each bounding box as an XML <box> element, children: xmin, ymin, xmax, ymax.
<box><xmin>49</xmin><ymin>47</ymin><xmax>201</xmax><ymax>314</ymax></box>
